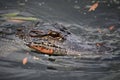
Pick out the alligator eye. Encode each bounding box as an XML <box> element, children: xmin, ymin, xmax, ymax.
<box><xmin>50</xmin><ymin>32</ymin><xmax>60</xmax><ymax>37</ymax></box>
<box><xmin>48</xmin><ymin>30</ymin><xmax>60</xmax><ymax>37</ymax></box>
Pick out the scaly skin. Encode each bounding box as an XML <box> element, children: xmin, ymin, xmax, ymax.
<box><xmin>16</xmin><ymin>22</ymin><xmax>97</xmax><ymax>56</ymax></box>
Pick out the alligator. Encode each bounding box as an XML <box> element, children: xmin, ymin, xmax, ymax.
<box><xmin>0</xmin><ymin>20</ymin><xmax>112</xmax><ymax>57</ymax></box>
<box><xmin>16</xmin><ymin>21</ymin><xmax>99</xmax><ymax>56</ymax></box>
<box><xmin>0</xmin><ymin>12</ymin><xmax>117</xmax><ymax>58</ymax></box>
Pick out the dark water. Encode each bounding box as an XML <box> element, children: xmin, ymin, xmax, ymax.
<box><xmin>0</xmin><ymin>0</ymin><xmax>120</xmax><ymax>80</ymax></box>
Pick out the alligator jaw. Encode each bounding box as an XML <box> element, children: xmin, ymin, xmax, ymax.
<box><xmin>25</xmin><ymin>41</ymin><xmax>82</xmax><ymax>56</ymax></box>
<box><xmin>26</xmin><ymin>42</ymin><xmax>54</xmax><ymax>55</ymax></box>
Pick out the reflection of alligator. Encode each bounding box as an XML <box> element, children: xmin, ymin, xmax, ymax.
<box><xmin>16</xmin><ymin>22</ymin><xmax>97</xmax><ymax>56</ymax></box>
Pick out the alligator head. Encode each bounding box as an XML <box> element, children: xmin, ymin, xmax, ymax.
<box><xmin>16</xmin><ymin>22</ymin><xmax>97</xmax><ymax>56</ymax></box>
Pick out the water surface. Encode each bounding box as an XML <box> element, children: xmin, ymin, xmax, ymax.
<box><xmin>0</xmin><ymin>0</ymin><xmax>120</xmax><ymax>80</ymax></box>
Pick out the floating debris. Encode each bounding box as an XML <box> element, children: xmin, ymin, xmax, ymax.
<box><xmin>0</xmin><ymin>12</ymin><xmax>39</xmax><ymax>22</ymax></box>
<box><xmin>7</xmin><ymin>19</ymin><xmax>26</xmax><ymax>23</ymax></box>
<box><xmin>6</xmin><ymin>16</ymin><xmax>39</xmax><ymax>21</ymax></box>
<box><xmin>22</xmin><ymin>57</ymin><xmax>28</xmax><ymax>65</ymax></box>
<box><xmin>88</xmin><ymin>2</ymin><xmax>99</xmax><ymax>12</ymax></box>
<box><xmin>1</xmin><ymin>12</ymin><xmax>19</xmax><ymax>17</ymax></box>
<box><xmin>108</xmin><ymin>25</ymin><xmax>115</xmax><ymax>31</ymax></box>
<box><xmin>96</xmin><ymin>43</ymin><xmax>103</xmax><ymax>47</ymax></box>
